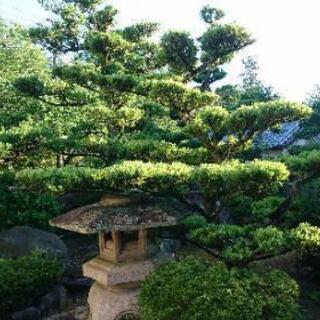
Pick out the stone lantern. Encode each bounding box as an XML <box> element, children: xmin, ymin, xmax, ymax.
<box><xmin>50</xmin><ymin>193</ymin><xmax>186</xmax><ymax>320</ymax></box>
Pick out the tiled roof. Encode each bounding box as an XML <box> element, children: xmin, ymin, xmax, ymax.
<box><xmin>312</xmin><ymin>133</ymin><xmax>320</xmax><ymax>145</ymax></box>
<box><xmin>256</xmin><ymin>121</ymin><xmax>301</xmax><ymax>149</ymax></box>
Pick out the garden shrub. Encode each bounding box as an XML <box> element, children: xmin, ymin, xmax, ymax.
<box><xmin>0</xmin><ymin>187</ymin><xmax>61</xmax><ymax>230</ymax></box>
<box><xmin>281</xmin><ymin>149</ymin><xmax>320</xmax><ymax>177</ymax></box>
<box><xmin>0</xmin><ymin>252</ymin><xmax>62</xmax><ymax>316</ymax></box>
<box><xmin>190</xmin><ymin>223</ymin><xmax>320</xmax><ymax>266</ymax></box>
<box><xmin>286</xmin><ymin>178</ymin><xmax>320</xmax><ymax>227</ymax></box>
<box><xmin>181</xmin><ymin>215</ymin><xmax>208</xmax><ymax>232</ymax></box>
<box><xmin>139</xmin><ymin>257</ymin><xmax>299</xmax><ymax>320</ymax></box>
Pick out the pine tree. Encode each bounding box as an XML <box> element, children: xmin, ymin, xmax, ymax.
<box><xmin>2</xmin><ymin>0</ymin><xmax>320</xmax><ymax>299</ymax></box>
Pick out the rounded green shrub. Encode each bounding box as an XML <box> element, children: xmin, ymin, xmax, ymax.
<box><xmin>0</xmin><ymin>188</ymin><xmax>61</xmax><ymax>230</ymax></box>
<box><xmin>181</xmin><ymin>215</ymin><xmax>208</xmax><ymax>232</ymax></box>
<box><xmin>139</xmin><ymin>257</ymin><xmax>299</xmax><ymax>320</ymax></box>
<box><xmin>0</xmin><ymin>252</ymin><xmax>62</xmax><ymax>316</ymax></box>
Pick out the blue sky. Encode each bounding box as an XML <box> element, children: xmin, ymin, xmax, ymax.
<box><xmin>1</xmin><ymin>0</ymin><xmax>320</xmax><ymax>102</ymax></box>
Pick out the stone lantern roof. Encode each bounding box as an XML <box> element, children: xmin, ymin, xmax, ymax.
<box><xmin>50</xmin><ymin>193</ymin><xmax>188</xmax><ymax>234</ymax></box>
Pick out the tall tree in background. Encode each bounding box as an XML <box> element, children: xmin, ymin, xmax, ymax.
<box><xmin>240</xmin><ymin>56</ymin><xmax>279</xmax><ymax>105</ymax></box>
<box><xmin>298</xmin><ymin>85</ymin><xmax>320</xmax><ymax>139</ymax></box>
<box><xmin>0</xmin><ymin>22</ymin><xmax>50</xmax><ymax>167</ymax></box>
<box><xmin>216</xmin><ymin>56</ymin><xmax>279</xmax><ymax>110</ymax></box>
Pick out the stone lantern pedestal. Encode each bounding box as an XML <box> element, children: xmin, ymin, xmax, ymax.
<box><xmin>88</xmin><ymin>284</ymin><xmax>139</xmax><ymax>320</ymax></box>
<box><xmin>83</xmin><ymin>256</ymin><xmax>155</xmax><ymax>319</ymax></box>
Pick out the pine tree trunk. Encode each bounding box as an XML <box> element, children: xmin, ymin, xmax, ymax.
<box><xmin>56</xmin><ymin>154</ymin><xmax>64</xmax><ymax>168</ymax></box>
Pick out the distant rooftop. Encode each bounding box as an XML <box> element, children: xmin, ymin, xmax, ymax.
<box><xmin>256</xmin><ymin>121</ymin><xmax>301</xmax><ymax>149</ymax></box>
<box><xmin>311</xmin><ymin>133</ymin><xmax>320</xmax><ymax>145</ymax></box>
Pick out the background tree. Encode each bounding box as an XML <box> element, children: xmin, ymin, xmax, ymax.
<box><xmin>216</xmin><ymin>56</ymin><xmax>279</xmax><ymax>110</ymax></box>
<box><xmin>297</xmin><ymin>84</ymin><xmax>320</xmax><ymax>139</ymax></box>
<box><xmin>0</xmin><ymin>22</ymin><xmax>51</xmax><ymax>167</ymax></box>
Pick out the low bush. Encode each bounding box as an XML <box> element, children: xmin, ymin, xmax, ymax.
<box><xmin>191</xmin><ymin>223</ymin><xmax>320</xmax><ymax>266</ymax></box>
<box><xmin>181</xmin><ymin>215</ymin><xmax>208</xmax><ymax>232</ymax></box>
<box><xmin>0</xmin><ymin>252</ymin><xmax>62</xmax><ymax>316</ymax></box>
<box><xmin>0</xmin><ymin>187</ymin><xmax>61</xmax><ymax>230</ymax></box>
<box><xmin>281</xmin><ymin>149</ymin><xmax>320</xmax><ymax>177</ymax></box>
<box><xmin>139</xmin><ymin>257</ymin><xmax>299</xmax><ymax>320</ymax></box>
<box><xmin>285</xmin><ymin>178</ymin><xmax>320</xmax><ymax>227</ymax></box>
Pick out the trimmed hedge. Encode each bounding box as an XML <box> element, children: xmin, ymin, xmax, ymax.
<box><xmin>191</xmin><ymin>223</ymin><xmax>320</xmax><ymax>266</ymax></box>
<box><xmin>15</xmin><ymin>160</ymin><xmax>289</xmax><ymax>198</ymax></box>
<box><xmin>0</xmin><ymin>252</ymin><xmax>62</xmax><ymax>316</ymax></box>
<box><xmin>139</xmin><ymin>257</ymin><xmax>299</xmax><ymax>320</ymax></box>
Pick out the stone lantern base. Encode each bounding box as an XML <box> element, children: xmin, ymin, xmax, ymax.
<box><xmin>83</xmin><ymin>256</ymin><xmax>162</xmax><ymax>320</ymax></box>
<box><xmin>88</xmin><ymin>283</ymin><xmax>139</xmax><ymax>320</ymax></box>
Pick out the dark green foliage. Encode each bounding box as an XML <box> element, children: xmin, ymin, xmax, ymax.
<box><xmin>187</xmin><ymin>100</ymin><xmax>311</xmax><ymax>161</ymax></box>
<box><xmin>122</xmin><ymin>22</ymin><xmax>159</xmax><ymax>42</ymax></box>
<box><xmin>188</xmin><ymin>222</ymin><xmax>320</xmax><ymax>266</ymax></box>
<box><xmin>1</xmin><ymin>12</ymin><xmax>311</xmax><ymax>169</ymax></box>
<box><xmin>30</xmin><ymin>0</ymin><xmax>98</xmax><ymax>54</ymax></box>
<box><xmin>157</xmin><ymin>5</ymin><xmax>253</xmax><ymax>89</ymax></box>
<box><xmin>0</xmin><ymin>171</ymin><xmax>61</xmax><ymax>230</ymax></box>
<box><xmin>139</xmin><ymin>257</ymin><xmax>299</xmax><ymax>320</ymax></box>
<box><xmin>216</xmin><ymin>83</ymin><xmax>278</xmax><ymax>111</ymax></box>
<box><xmin>15</xmin><ymin>162</ymin><xmax>193</xmax><ymax>194</ymax></box>
<box><xmin>13</xmin><ymin>76</ymin><xmax>46</xmax><ymax>97</ymax></box>
<box><xmin>251</xmin><ymin>196</ymin><xmax>286</xmax><ymax>220</ymax></box>
<box><xmin>195</xmin><ymin>160</ymin><xmax>289</xmax><ymax>202</ymax></box>
<box><xmin>136</xmin><ymin>79</ymin><xmax>218</xmax><ymax>117</ymax></box>
<box><xmin>240</xmin><ymin>84</ymin><xmax>278</xmax><ymax>107</ymax></box>
<box><xmin>287</xmin><ymin>178</ymin><xmax>320</xmax><ymax>226</ymax></box>
<box><xmin>281</xmin><ymin>149</ymin><xmax>320</xmax><ymax>177</ymax></box>
<box><xmin>89</xmin><ymin>5</ymin><xmax>118</xmax><ymax>31</ymax></box>
<box><xmin>0</xmin><ymin>188</ymin><xmax>61</xmax><ymax>231</ymax></box>
<box><xmin>200</xmin><ymin>5</ymin><xmax>225</xmax><ymax>24</ymax></box>
<box><xmin>215</xmin><ymin>84</ymin><xmax>242</xmax><ymax>110</ymax></box>
<box><xmin>160</xmin><ymin>31</ymin><xmax>197</xmax><ymax>74</ymax></box>
<box><xmin>293</xmin><ymin>223</ymin><xmax>320</xmax><ymax>254</ymax></box>
<box><xmin>193</xmin><ymin>224</ymin><xmax>294</xmax><ymax>266</ymax></box>
<box><xmin>1</xmin><ymin>5</ymin><xmax>320</xmax><ymax>320</ymax></box>
<box><xmin>200</xmin><ymin>24</ymin><xmax>253</xmax><ymax>66</ymax></box>
<box><xmin>287</xmin><ymin>144</ymin><xmax>320</xmax><ymax>156</ymax></box>
<box><xmin>0</xmin><ymin>252</ymin><xmax>62</xmax><ymax>316</ymax></box>
<box><xmin>1</xmin><ymin>4</ymin><xmax>320</xmax><ymax>317</ymax></box>
<box><xmin>226</xmin><ymin>100</ymin><xmax>310</xmax><ymax>134</ymax></box>
<box><xmin>272</xmin><ymin>150</ymin><xmax>320</xmax><ymax>229</ymax></box>
<box><xmin>298</xmin><ymin>85</ymin><xmax>320</xmax><ymax>138</ymax></box>
<box><xmin>181</xmin><ymin>215</ymin><xmax>208</xmax><ymax>232</ymax></box>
